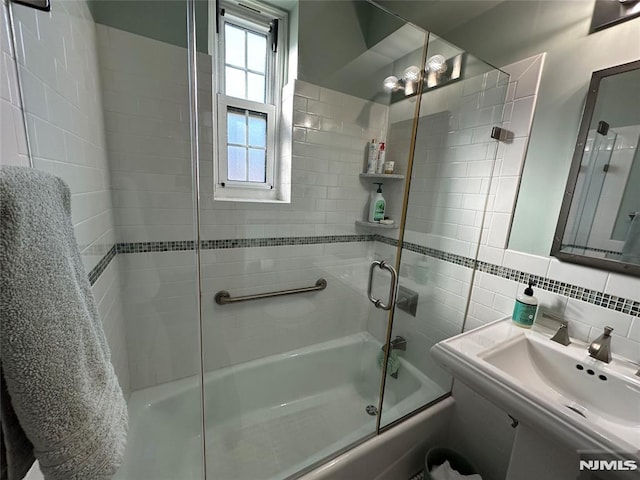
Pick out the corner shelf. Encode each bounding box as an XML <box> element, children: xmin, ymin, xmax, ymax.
<box><xmin>359</xmin><ymin>173</ymin><xmax>405</xmax><ymax>180</ymax></box>
<box><xmin>355</xmin><ymin>220</ymin><xmax>398</xmax><ymax>230</ymax></box>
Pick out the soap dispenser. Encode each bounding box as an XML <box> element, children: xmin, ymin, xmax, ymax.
<box><xmin>368</xmin><ymin>183</ymin><xmax>386</xmax><ymax>223</ymax></box>
<box><xmin>512</xmin><ymin>280</ymin><xmax>538</xmax><ymax>328</ymax></box>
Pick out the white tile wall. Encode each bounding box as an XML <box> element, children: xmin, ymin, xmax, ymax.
<box><xmin>92</xmin><ymin>256</ymin><xmax>130</xmax><ymax>395</ymax></box>
<box><xmin>116</xmin><ymin>250</ymin><xmax>199</xmax><ymax>389</ymax></box>
<box><xmin>466</xmin><ymin>249</ymin><xmax>640</xmax><ymax>358</ymax></box>
<box><xmin>120</xmin><ymin>242</ymin><xmax>374</xmax><ymax>390</ymax></box>
<box><xmin>97</xmin><ymin>26</ymin><xmax>397</xmax><ymax>389</ymax></box>
<box><xmin>98</xmin><ymin>25</ymin><xmax>392</xmax><ymax>243</ymax></box>
<box><xmin>1</xmin><ymin>1</ymin><xmax>29</xmax><ymax>167</ymax></box>
<box><xmin>397</xmin><ymin>66</ymin><xmax>513</xmax><ymax>259</ymax></box>
<box><xmin>12</xmin><ymin>0</ymin><xmax>116</xmax><ymax>274</ymax></box>
<box><xmin>7</xmin><ymin>0</ymin><xmax>129</xmax><ymax>395</ymax></box>
<box><xmin>485</xmin><ymin>54</ymin><xmax>544</xmax><ymax>249</ymax></box>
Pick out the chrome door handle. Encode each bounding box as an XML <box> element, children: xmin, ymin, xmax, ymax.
<box><xmin>367</xmin><ymin>260</ymin><xmax>398</xmax><ymax>311</ymax></box>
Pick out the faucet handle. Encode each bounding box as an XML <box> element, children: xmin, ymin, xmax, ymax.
<box><xmin>604</xmin><ymin>326</ymin><xmax>613</xmax><ymax>336</ymax></box>
<box><xmin>550</xmin><ymin>323</ymin><xmax>571</xmax><ymax>346</ymax></box>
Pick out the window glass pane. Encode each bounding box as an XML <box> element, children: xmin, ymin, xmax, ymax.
<box><xmin>225</xmin><ymin>24</ymin><xmax>245</xmax><ymax>68</ymax></box>
<box><xmin>226</xmin><ymin>67</ymin><xmax>246</xmax><ymax>99</ymax></box>
<box><xmin>247</xmin><ymin>32</ymin><xmax>267</xmax><ymax>73</ymax></box>
<box><xmin>248</xmin><ymin>148</ymin><xmax>266</xmax><ymax>182</ymax></box>
<box><xmin>228</xmin><ymin>146</ymin><xmax>247</xmax><ymax>181</ymax></box>
<box><xmin>247</xmin><ymin>73</ymin><xmax>265</xmax><ymax>103</ymax></box>
<box><xmin>248</xmin><ymin>112</ymin><xmax>267</xmax><ymax>147</ymax></box>
<box><xmin>227</xmin><ymin>111</ymin><xmax>246</xmax><ymax>145</ymax></box>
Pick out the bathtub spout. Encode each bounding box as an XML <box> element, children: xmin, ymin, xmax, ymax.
<box><xmin>381</xmin><ymin>336</ymin><xmax>407</xmax><ymax>353</ymax></box>
<box><xmin>381</xmin><ymin>336</ymin><xmax>406</xmax><ymax>380</ymax></box>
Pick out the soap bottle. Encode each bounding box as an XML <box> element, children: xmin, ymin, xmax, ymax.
<box><xmin>376</xmin><ymin>142</ymin><xmax>386</xmax><ymax>174</ymax></box>
<box><xmin>368</xmin><ymin>182</ymin><xmax>386</xmax><ymax>222</ymax></box>
<box><xmin>366</xmin><ymin>139</ymin><xmax>378</xmax><ymax>173</ymax></box>
<box><xmin>512</xmin><ymin>280</ymin><xmax>538</xmax><ymax>328</ymax></box>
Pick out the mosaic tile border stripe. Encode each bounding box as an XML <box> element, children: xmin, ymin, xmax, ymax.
<box><xmin>561</xmin><ymin>244</ymin><xmax>623</xmax><ymax>257</ymax></box>
<box><xmin>86</xmin><ymin>234</ymin><xmax>640</xmax><ymax>316</ymax></box>
<box><xmin>116</xmin><ymin>235</ymin><xmax>373</xmax><ymax>254</ymax></box>
<box><xmin>474</xmin><ymin>260</ymin><xmax>639</xmax><ymax>316</ymax></box>
<box><xmin>373</xmin><ymin>235</ymin><xmax>476</xmax><ymax>267</ymax></box>
<box><xmin>88</xmin><ymin>245</ymin><xmax>116</xmax><ymax>286</ymax></box>
<box><xmin>374</xmin><ymin>235</ymin><xmax>639</xmax><ymax>316</ymax></box>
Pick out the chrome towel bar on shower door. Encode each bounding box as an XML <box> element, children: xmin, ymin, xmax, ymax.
<box><xmin>215</xmin><ymin>278</ymin><xmax>327</xmax><ymax>305</ymax></box>
<box><xmin>367</xmin><ymin>260</ymin><xmax>398</xmax><ymax>310</ymax></box>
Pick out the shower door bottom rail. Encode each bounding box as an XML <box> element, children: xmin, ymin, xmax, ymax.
<box><xmin>214</xmin><ymin>278</ymin><xmax>327</xmax><ymax>305</ymax></box>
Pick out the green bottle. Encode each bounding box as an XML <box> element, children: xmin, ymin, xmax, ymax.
<box><xmin>368</xmin><ymin>183</ymin><xmax>386</xmax><ymax>222</ymax></box>
<box><xmin>512</xmin><ymin>281</ymin><xmax>538</xmax><ymax>328</ymax></box>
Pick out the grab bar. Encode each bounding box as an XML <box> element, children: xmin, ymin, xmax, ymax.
<box><xmin>215</xmin><ymin>278</ymin><xmax>327</xmax><ymax>305</ymax></box>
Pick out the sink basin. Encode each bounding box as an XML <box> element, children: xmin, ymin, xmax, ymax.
<box><xmin>481</xmin><ymin>335</ymin><xmax>640</xmax><ymax>426</ymax></box>
<box><xmin>431</xmin><ymin>318</ymin><xmax>640</xmax><ymax>459</ymax></box>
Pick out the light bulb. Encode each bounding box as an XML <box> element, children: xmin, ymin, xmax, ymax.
<box><xmin>402</xmin><ymin>65</ymin><xmax>421</xmax><ymax>83</ymax></box>
<box><xmin>383</xmin><ymin>75</ymin><xmax>399</xmax><ymax>91</ymax></box>
<box><xmin>427</xmin><ymin>55</ymin><xmax>447</xmax><ymax>74</ymax></box>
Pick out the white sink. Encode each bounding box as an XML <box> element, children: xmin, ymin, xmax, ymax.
<box><xmin>431</xmin><ymin>318</ymin><xmax>640</xmax><ymax>459</ymax></box>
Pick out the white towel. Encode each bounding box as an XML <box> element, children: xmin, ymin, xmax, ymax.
<box><xmin>431</xmin><ymin>460</ymin><xmax>482</xmax><ymax>480</ymax></box>
<box><xmin>0</xmin><ymin>166</ymin><xmax>128</xmax><ymax>480</ymax></box>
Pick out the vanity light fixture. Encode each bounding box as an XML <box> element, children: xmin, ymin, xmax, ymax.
<box><xmin>383</xmin><ymin>75</ymin><xmax>401</xmax><ymax>92</ymax></box>
<box><xmin>383</xmin><ymin>53</ymin><xmax>465</xmax><ymax>97</ymax></box>
<box><xmin>426</xmin><ymin>54</ymin><xmax>447</xmax><ymax>74</ymax></box>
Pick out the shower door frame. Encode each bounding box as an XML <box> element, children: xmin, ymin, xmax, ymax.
<box><xmin>371</xmin><ymin>50</ymin><xmax>511</xmax><ymax>435</ymax></box>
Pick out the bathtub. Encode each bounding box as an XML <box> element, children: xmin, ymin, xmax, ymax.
<box><xmin>115</xmin><ymin>333</ymin><xmax>447</xmax><ymax>480</ymax></box>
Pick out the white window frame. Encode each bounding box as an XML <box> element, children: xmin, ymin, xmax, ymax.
<box><xmin>217</xmin><ymin>94</ymin><xmax>276</xmax><ymax>190</ymax></box>
<box><xmin>211</xmin><ymin>0</ymin><xmax>288</xmax><ymax>202</ymax></box>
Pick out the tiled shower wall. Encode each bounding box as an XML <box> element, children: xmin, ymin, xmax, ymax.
<box><xmin>365</xmin><ymin>65</ymin><xmax>512</xmax><ymax>386</ymax></box>
<box><xmin>371</xmin><ymin>54</ymin><xmax>639</xmax><ymax>396</ymax></box>
<box><xmin>96</xmin><ymin>25</ymin><xmax>392</xmax><ymax>390</ymax></box>
<box><xmin>5</xmin><ymin>0</ymin><xmax>130</xmax><ymax>395</ymax></box>
<box><xmin>1</xmin><ymin>0</ymin><xmax>29</xmax><ymax>168</ymax></box>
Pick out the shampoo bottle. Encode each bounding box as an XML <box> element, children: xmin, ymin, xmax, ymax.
<box><xmin>512</xmin><ymin>280</ymin><xmax>538</xmax><ymax>328</ymax></box>
<box><xmin>376</xmin><ymin>142</ymin><xmax>386</xmax><ymax>174</ymax></box>
<box><xmin>368</xmin><ymin>183</ymin><xmax>386</xmax><ymax>222</ymax></box>
<box><xmin>366</xmin><ymin>139</ymin><xmax>378</xmax><ymax>173</ymax></box>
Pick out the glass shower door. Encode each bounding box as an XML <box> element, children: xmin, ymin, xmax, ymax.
<box><xmin>376</xmin><ymin>34</ymin><xmax>510</xmax><ymax>429</ymax></box>
<box><xmin>10</xmin><ymin>0</ymin><xmax>206</xmax><ymax>478</ymax></box>
<box><xmin>196</xmin><ymin>1</ymin><xmax>430</xmax><ymax>478</ymax></box>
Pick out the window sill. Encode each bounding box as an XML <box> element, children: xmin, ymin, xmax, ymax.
<box><xmin>213</xmin><ymin>195</ymin><xmax>290</xmax><ymax>204</ymax></box>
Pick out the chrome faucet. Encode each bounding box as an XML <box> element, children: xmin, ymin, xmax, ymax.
<box><xmin>588</xmin><ymin>326</ymin><xmax>613</xmax><ymax>363</ymax></box>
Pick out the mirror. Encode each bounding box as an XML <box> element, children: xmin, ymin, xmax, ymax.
<box><xmin>552</xmin><ymin>60</ymin><xmax>640</xmax><ymax>276</ymax></box>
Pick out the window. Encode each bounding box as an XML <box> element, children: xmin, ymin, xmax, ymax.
<box><xmin>213</xmin><ymin>0</ymin><xmax>288</xmax><ymax>201</ymax></box>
